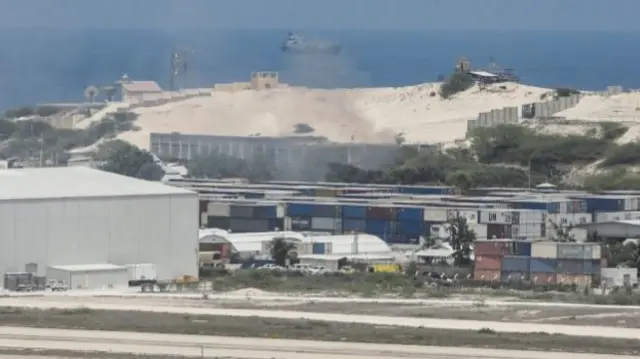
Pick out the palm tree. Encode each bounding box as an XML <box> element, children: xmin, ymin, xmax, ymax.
<box><xmin>269</xmin><ymin>237</ymin><xmax>295</xmax><ymax>267</ymax></box>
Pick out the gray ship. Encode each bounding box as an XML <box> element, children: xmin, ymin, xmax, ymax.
<box><xmin>281</xmin><ymin>32</ymin><xmax>341</xmax><ymax>55</ymax></box>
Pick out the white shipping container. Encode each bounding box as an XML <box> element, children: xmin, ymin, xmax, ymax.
<box><xmin>283</xmin><ymin>217</ymin><xmax>292</xmax><ymax>231</ymax></box>
<box><xmin>200</xmin><ymin>213</ymin><xmax>207</xmax><ymax>227</ymax></box>
<box><xmin>424</xmin><ymin>208</ymin><xmax>448</xmax><ymax>222</ymax></box>
<box><xmin>311</xmin><ymin>217</ymin><xmax>342</xmax><ymax>231</ymax></box>
<box><xmin>559</xmin><ymin>202</ymin><xmax>568</xmax><ymax>213</ymax></box>
<box><xmin>295</xmin><ymin>242</ymin><xmax>312</xmax><ymax>255</ymax></box>
<box><xmin>548</xmin><ymin>213</ymin><xmax>592</xmax><ymax>227</ymax></box>
<box><xmin>594</xmin><ymin>211</ymin><xmax>640</xmax><ymax>222</ymax></box>
<box><xmin>448</xmin><ymin>209</ymin><xmax>479</xmax><ymax>223</ymax></box>
<box><xmin>125</xmin><ymin>263</ymin><xmax>157</xmax><ymax>281</ymax></box>
<box><xmin>276</xmin><ymin>204</ymin><xmax>286</xmax><ymax>218</ymax></box>
<box><xmin>511</xmin><ymin>223</ymin><xmax>543</xmax><ymax>240</ymax></box>
<box><xmin>601</xmin><ymin>268</ymin><xmax>638</xmax><ymax>287</ymax></box>
<box><xmin>624</xmin><ymin>198</ymin><xmax>637</xmax><ymax>211</ymax></box>
<box><xmin>531</xmin><ymin>241</ymin><xmax>558</xmax><ymax>258</ymax></box>
<box><xmin>514</xmin><ymin>210</ymin><xmax>546</xmax><ymax>225</ymax></box>
<box><xmin>325</xmin><ymin>242</ymin><xmax>334</xmax><ymax>254</ymax></box>
<box><xmin>468</xmin><ymin>223</ymin><xmax>488</xmax><ymax>239</ymax></box>
<box><xmin>479</xmin><ymin>209</ymin><xmax>512</xmax><ymax>224</ymax></box>
<box><xmin>207</xmin><ymin>202</ymin><xmax>231</xmax><ymax>217</ymax></box>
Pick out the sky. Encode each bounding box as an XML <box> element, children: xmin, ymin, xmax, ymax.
<box><xmin>0</xmin><ymin>0</ymin><xmax>638</xmax><ymax>30</ymax></box>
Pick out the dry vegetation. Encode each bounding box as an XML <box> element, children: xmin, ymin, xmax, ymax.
<box><xmin>0</xmin><ymin>307</ymin><xmax>638</xmax><ymax>355</ymax></box>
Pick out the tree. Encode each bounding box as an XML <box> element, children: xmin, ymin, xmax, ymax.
<box><xmin>96</xmin><ymin>140</ymin><xmax>165</xmax><ymax>181</ymax></box>
<box><xmin>187</xmin><ymin>152</ymin><xmax>273</xmax><ymax>181</ymax></box>
<box><xmin>448</xmin><ymin>215</ymin><xmax>476</xmax><ymax>266</ymax></box>
<box><xmin>269</xmin><ymin>237</ymin><xmax>295</xmax><ymax>267</ymax></box>
<box><xmin>548</xmin><ymin>219</ymin><xmax>576</xmax><ymax>242</ymax></box>
<box><xmin>439</xmin><ymin>72</ymin><xmax>474</xmax><ymax>99</ymax></box>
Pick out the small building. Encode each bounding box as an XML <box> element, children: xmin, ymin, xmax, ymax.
<box><xmin>250</xmin><ymin>72</ymin><xmax>279</xmax><ymax>90</ymax></box>
<box><xmin>120</xmin><ymin>79</ymin><xmax>163</xmax><ymax>102</ymax></box>
<box><xmin>601</xmin><ymin>268</ymin><xmax>638</xmax><ymax>288</ymax></box>
<box><xmin>468</xmin><ymin>70</ymin><xmax>499</xmax><ymax>84</ymax></box>
<box><xmin>46</xmin><ymin>264</ymin><xmax>129</xmax><ymax>290</ymax></box>
<box><xmin>298</xmin><ymin>253</ymin><xmax>396</xmax><ymax>271</ymax></box>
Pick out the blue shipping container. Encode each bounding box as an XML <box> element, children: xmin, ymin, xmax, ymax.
<box><xmin>287</xmin><ymin>203</ymin><xmax>315</xmax><ymax>217</ymax></box>
<box><xmin>312</xmin><ymin>242</ymin><xmax>325</xmax><ymax>254</ymax></box>
<box><xmin>398</xmin><ymin>207</ymin><xmax>424</xmax><ymax>221</ymax></box>
<box><xmin>586</xmin><ymin>197</ymin><xmax>625</xmax><ymax>212</ymax></box>
<box><xmin>511</xmin><ymin>242</ymin><xmax>532</xmax><ymax>256</ymax></box>
<box><xmin>556</xmin><ymin>259</ymin><xmax>587</xmax><ymax>274</ymax></box>
<box><xmin>397</xmin><ymin>220</ymin><xmax>424</xmax><ymax>236</ymax></box>
<box><xmin>530</xmin><ymin>258</ymin><xmax>557</xmax><ymax>273</ymax></box>
<box><xmin>365</xmin><ymin>219</ymin><xmax>396</xmax><ymax>240</ymax></box>
<box><xmin>502</xmin><ymin>256</ymin><xmax>531</xmax><ymax>272</ymax></box>
<box><xmin>342</xmin><ymin>205</ymin><xmax>367</xmax><ymax>219</ymax></box>
<box><xmin>584</xmin><ymin>259</ymin><xmax>601</xmax><ymax>274</ymax></box>
<box><xmin>342</xmin><ymin>219</ymin><xmax>366</xmax><ymax>233</ymax></box>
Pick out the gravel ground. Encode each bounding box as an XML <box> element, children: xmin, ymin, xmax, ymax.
<box><xmin>211</xmin><ymin>301</ymin><xmax>640</xmax><ymax>328</ymax></box>
<box><xmin>0</xmin><ymin>349</ymin><xmax>206</xmax><ymax>359</ymax></box>
<box><xmin>0</xmin><ymin>308</ymin><xmax>638</xmax><ymax>355</ymax></box>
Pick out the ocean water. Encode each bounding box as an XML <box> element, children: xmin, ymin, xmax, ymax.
<box><xmin>0</xmin><ymin>28</ymin><xmax>638</xmax><ymax>110</ymax></box>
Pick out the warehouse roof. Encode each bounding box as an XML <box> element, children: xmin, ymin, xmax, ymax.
<box><xmin>0</xmin><ymin>167</ymin><xmax>194</xmax><ymax>201</ymax></box>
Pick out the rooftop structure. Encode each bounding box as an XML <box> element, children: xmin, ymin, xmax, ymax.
<box><xmin>0</xmin><ymin>167</ymin><xmax>193</xmax><ymax>201</ymax></box>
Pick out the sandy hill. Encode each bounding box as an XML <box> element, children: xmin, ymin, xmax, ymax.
<box><xmin>116</xmin><ymin>82</ymin><xmax>550</xmax><ymax>149</ymax></box>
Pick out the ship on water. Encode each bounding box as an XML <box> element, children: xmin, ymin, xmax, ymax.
<box><xmin>281</xmin><ymin>32</ymin><xmax>341</xmax><ymax>55</ymax></box>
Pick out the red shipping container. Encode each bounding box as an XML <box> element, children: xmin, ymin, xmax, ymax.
<box><xmin>220</xmin><ymin>243</ymin><xmax>231</xmax><ymax>258</ymax></box>
<box><xmin>475</xmin><ymin>255</ymin><xmax>502</xmax><ymax>270</ymax></box>
<box><xmin>366</xmin><ymin>206</ymin><xmax>397</xmax><ymax>220</ymax></box>
<box><xmin>475</xmin><ymin>241</ymin><xmax>509</xmax><ymax>256</ymax></box>
<box><xmin>474</xmin><ymin>269</ymin><xmax>500</xmax><ymax>281</ymax></box>
<box><xmin>557</xmin><ymin>273</ymin><xmax>591</xmax><ymax>288</ymax></box>
<box><xmin>531</xmin><ymin>272</ymin><xmax>557</xmax><ymax>285</ymax></box>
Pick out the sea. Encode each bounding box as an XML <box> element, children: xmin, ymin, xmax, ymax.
<box><xmin>0</xmin><ymin>28</ymin><xmax>639</xmax><ymax>111</ymax></box>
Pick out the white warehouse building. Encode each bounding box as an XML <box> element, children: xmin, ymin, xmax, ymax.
<box><xmin>0</xmin><ymin>167</ymin><xmax>199</xmax><ymax>280</ymax></box>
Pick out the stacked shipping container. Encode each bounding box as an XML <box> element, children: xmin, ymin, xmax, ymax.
<box><xmin>475</xmin><ymin>240</ymin><xmax>603</xmax><ymax>287</ymax></box>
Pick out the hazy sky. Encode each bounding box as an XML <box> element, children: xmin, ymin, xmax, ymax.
<box><xmin>1</xmin><ymin>0</ymin><xmax>638</xmax><ymax>30</ymax></box>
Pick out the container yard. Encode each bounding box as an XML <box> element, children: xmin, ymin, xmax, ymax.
<box><xmin>158</xmin><ymin>177</ymin><xmax>640</xmax><ymax>290</ymax></box>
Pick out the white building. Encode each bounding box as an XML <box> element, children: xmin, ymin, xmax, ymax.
<box><xmin>0</xmin><ymin>167</ymin><xmax>198</xmax><ymax>280</ymax></box>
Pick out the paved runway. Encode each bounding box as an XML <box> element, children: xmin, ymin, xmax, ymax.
<box><xmin>0</xmin><ymin>326</ymin><xmax>629</xmax><ymax>359</ymax></box>
<box><xmin>1</xmin><ymin>298</ymin><xmax>640</xmax><ymax>339</ymax></box>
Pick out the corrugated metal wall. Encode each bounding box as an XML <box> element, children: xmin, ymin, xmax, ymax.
<box><xmin>0</xmin><ymin>194</ymin><xmax>198</xmax><ymax>281</ymax></box>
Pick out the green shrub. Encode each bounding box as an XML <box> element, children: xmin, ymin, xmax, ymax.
<box><xmin>439</xmin><ymin>72</ymin><xmax>474</xmax><ymax>99</ymax></box>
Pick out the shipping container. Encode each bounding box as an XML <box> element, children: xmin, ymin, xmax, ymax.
<box><xmin>548</xmin><ymin>213</ymin><xmax>591</xmax><ymax>227</ymax></box>
<box><xmin>287</xmin><ymin>203</ymin><xmax>314</xmax><ymax>217</ymax></box>
<box><xmin>508</xmin><ymin>241</ymin><xmax>532</xmax><ymax>256</ymax></box>
<box><xmin>530</xmin><ymin>272</ymin><xmax>557</xmax><ymax>285</ymax></box>
<box><xmin>207</xmin><ymin>216</ymin><xmax>231</xmax><ymax>229</ymax></box>
<box><xmin>594</xmin><ymin>211</ymin><xmax>640</xmax><ymax>222</ymax></box>
<box><xmin>207</xmin><ymin>202</ymin><xmax>231</xmax><ymax>217</ymax></box>
<box><xmin>584</xmin><ymin>259</ymin><xmax>601</xmax><ymax>274</ymax></box>
<box><xmin>311</xmin><ymin>204</ymin><xmax>342</xmax><ymax>218</ymax></box>
<box><xmin>447</xmin><ymin>209</ymin><xmax>479</xmax><ymax>223</ymax></box>
<box><xmin>531</xmin><ymin>241</ymin><xmax>557</xmax><ymax>258</ymax></box>
<box><xmin>486</xmin><ymin>224</ymin><xmax>511</xmax><ymax>239</ymax></box>
<box><xmin>366</xmin><ymin>206</ymin><xmax>398</xmax><ymax>220</ymax></box>
<box><xmin>311</xmin><ymin>217</ymin><xmax>342</xmax><ymax>231</ymax></box>
<box><xmin>502</xmin><ymin>256</ymin><xmax>530</xmax><ymax>272</ymax></box>
<box><xmin>252</xmin><ymin>205</ymin><xmax>278</xmax><ymax>219</ymax></box>
<box><xmin>475</xmin><ymin>255</ymin><xmax>502</xmax><ymax>270</ymax></box>
<box><xmin>479</xmin><ymin>209</ymin><xmax>513</xmax><ymax>224</ymax></box>
<box><xmin>556</xmin><ymin>259</ymin><xmax>587</xmax><ymax>274</ymax></box>
<box><xmin>557</xmin><ymin>243</ymin><xmax>597</xmax><ymax>260</ymax></box>
<box><xmin>475</xmin><ymin>241</ymin><xmax>509</xmax><ymax>256</ymax></box>
<box><xmin>342</xmin><ymin>205</ymin><xmax>367</xmax><ymax>219</ymax></box>
<box><xmin>312</xmin><ymin>242</ymin><xmax>326</xmax><ymax>254</ymax></box>
<box><xmin>294</xmin><ymin>242</ymin><xmax>312</xmax><ymax>255</ymax></box>
<box><xmin>424</xmin><ymin>208</ymin><xmax>448</xmax><ymax>222</ymax></box>
<box><xmin>501</xmin><ymin>271</ymin><xmax>529</xmax><ymax>281</ymax></box>
<box><xmin>468</xmin><ymin>223</ymin><xmax>488</xmax><ymax>240</ymax></box>
<box><xmin>229</xmin><ymin>204</ymin><xmax>255</xmax><ymax>218</ymax></box>
<box><xmin>511</xmin><ymin>223</ymin><xmax>544</xmax><ymax>240</ymax></box>
<box><xmin>365</xmin><ymin>219</ymin><xmax>396</xmax><ymax>237</ymax></box>
<box><xmin>530</xmin><ymin>258</ymin><xmax>557</xmax><ymax>273</ymax></box>
<box><xmin>342</xmin><ymin>219</ymin><xmax>366</xmax><ymax>233</ymax></box>
<box><xmin>126</xmin><ymin>263</ymin><xmax>157</xmax><ymax>282</ymax></box>
<box><xmin>473</xmin><ymin>269</ymin><xmax>501</xmax><ymax>281</ymax></box>
<box><xmin>557</xmin><ymin>273</ymin><xmax>592</xmax><ymax>288</ymax></box>
<box><xmin>397</xmin><ymin>220</ymin><xmax>424</xmax><ymax>236</ymax></box>
<box><xmin>585</xmin><ymin>197</ymin><xmax>625</xmax><ymax>212</ymax></box>
<box><xmin>268</xmin><ymin>219</ymin><xmax>284</xmax><ymax>231</ymax></box>
<box><xmin>398</xmin><ymin>207</ymin><xmax>424</xmax><ymax>222</ymax></box>
<box><xmin>229</xmin><ymin>218</ymin><xmax>270</xmax><ymax>232</ymax></box>
<box><xmin>290</xmin><ymin>216</ymin><xmax>311</xmax><ymax>231</ymax></box>
<box><xmin>512</xmin><ymin>210</ymin><xmax>546</xmax><ymax>225</ymax></box>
